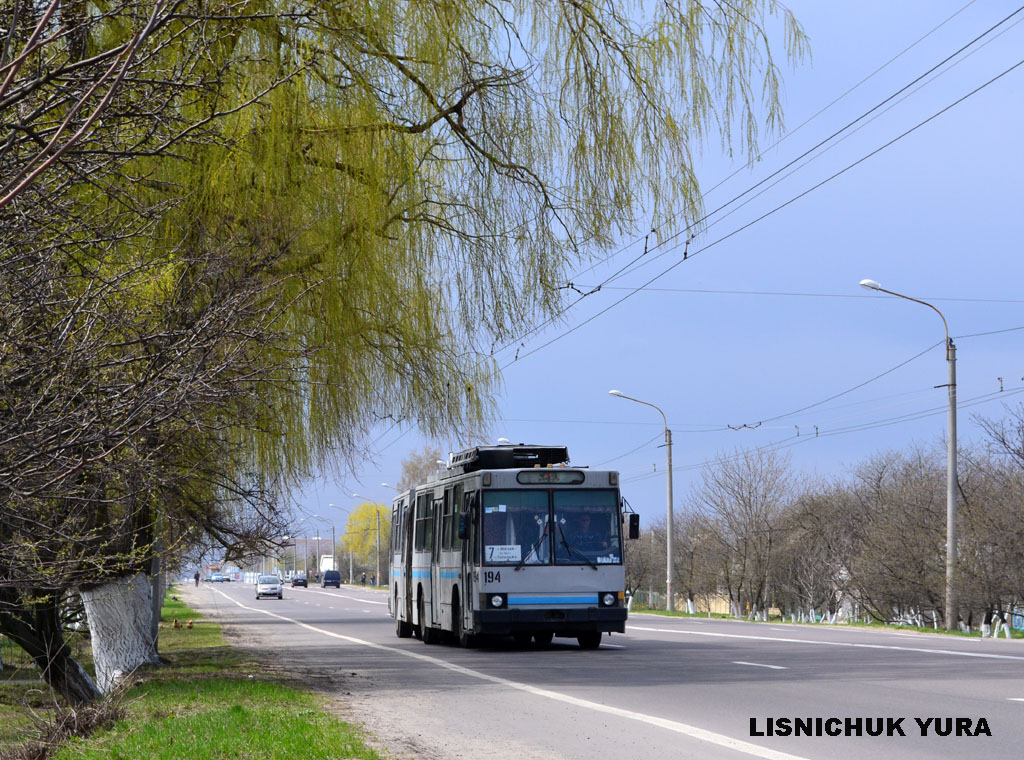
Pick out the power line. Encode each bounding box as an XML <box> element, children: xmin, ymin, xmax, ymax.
<box><xmin>605</xmin><ymin>10</ymin><xmax>1024</xmax><ymax>289</ymax></box>
<box><xmin>502</xmin><ymin>51</ymin><xmax>1024</xmax><ymax>369</ymax></box>
<box><xmin>495</xmin><ymin>8</ymin><xmax>1024</xmax><ymax>366</ymax></box>
<box><xmin>621</xmin><ymin>385</ymin><xmax>1024</xmax><ymax>484</ymax></box>
<box><xmin>567</xmin><ymin>0</ymin><xmax>983</xmax><ymax>285</ymax></box>
<box><xmin>566</xmin><ymin>286</ymin><xmax>1024</xmax><ymax>304</ymax></box>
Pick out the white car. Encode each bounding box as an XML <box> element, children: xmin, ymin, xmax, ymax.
<box><xmin>255</xmin><ymin>575</ymin><xmax>283</xmax><ymax>600</ymax></box>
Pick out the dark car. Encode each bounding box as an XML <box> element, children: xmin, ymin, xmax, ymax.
<box><xmin>291</xmin><ymin>576</ymin><xmax>307</xmax><ymax>588</ymax></box>
<box><xmin>321</xmin><ymin>570</ymin><xmax>341</xmax><ymax>588</ymax></box>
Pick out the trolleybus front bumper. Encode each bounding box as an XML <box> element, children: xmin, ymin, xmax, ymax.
<box><xmin>474</xmin><ymin>607</ymin><xmax>626</xmax><ymax>635</ymax></box>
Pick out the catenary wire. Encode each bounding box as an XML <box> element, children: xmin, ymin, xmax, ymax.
<box><xmin>500</xmin><ymin>53</ymin><xmax>1024</xmax><ymax>369</ymax></box>
<box><xmin>493</xmin><ymin>8</ymin><xmax>1024</xmax><ymax>365</ymax></box>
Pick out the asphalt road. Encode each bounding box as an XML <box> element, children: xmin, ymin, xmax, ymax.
<box><xmin>181</xmin><ymin>582</ymin><xmax>1024</xmax><ymax>760</ymax></box>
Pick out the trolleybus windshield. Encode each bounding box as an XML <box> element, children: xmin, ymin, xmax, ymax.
<box><xmin>481</xmin><ymin>488</ymin><xmax>621</xmax><ymax>566</ymax></box>
<box><xmin>553</xmin><ymin>490</ymin><xmax>621</xmax><ymax>565</ymax></box>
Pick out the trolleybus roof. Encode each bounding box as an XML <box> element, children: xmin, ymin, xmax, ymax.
<box><xmin>447</xmin><ymin>444</ymin><xmax>569</xmax><ymax>475</ymax></box>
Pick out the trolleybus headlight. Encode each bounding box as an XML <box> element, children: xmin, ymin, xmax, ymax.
<box><xmin>488</xmin><ymin>594</ymin><xmax>506</xmax><ymax>608</ymax></box>
<box><xmin>601</xmin><ymin>592</ymin><xmax>617</xmax><ymax>607</ymax></box>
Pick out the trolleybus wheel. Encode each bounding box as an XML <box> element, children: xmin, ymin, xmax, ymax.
<box><xmin>419</xmin><ymin>598</ymin><xmax>439</xmax><ymax>645</ymax></box>
<box><xmin>577</xmin><ymin>631</ymin><xmax>602</xmax><ymax>649</ymax></box>
<box><xmin>512</xmin><ymin>632</ymin><xmax>533</xmax><ymax>647</ymax></box>
<box><xmin>533</xmin><ymin>631</ymin><xmax>554</xmax><ymax>646</ymax></box>
<box><xmin>452</xmin><ymin>594</ymin><xmax>475</xmax><ymax>648</ymax></box>
<box><xmin>396</xmin><ymin>615</ymin><xmax>413</xmax><ymax>638</ymax></box>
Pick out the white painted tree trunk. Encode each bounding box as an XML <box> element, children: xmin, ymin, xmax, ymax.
<box><xmin>80</xmin><ymin>572</ymin><xmax>161</xmax><ymax>693</ymax></box>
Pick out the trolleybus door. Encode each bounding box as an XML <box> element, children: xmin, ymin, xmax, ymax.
<box><xmin>429</xmin><ymin>493</ymin><xmax>443</xmax><ymax>626</ymax></box>
<box><xmin>461</xmin><ymin>489</ymin><xmax>477</xmax><ymax>622</ymax></box>
<box><xmin>401</xmin><ymin>493</ymin><xmax>414</xmax><ymax>622</ymax></box>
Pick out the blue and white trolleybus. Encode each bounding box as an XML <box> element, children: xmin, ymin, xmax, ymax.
<box><xmin>389</xmin><ymin>444</ymin><xmax>639</xmax><ymax>649</ymax></box>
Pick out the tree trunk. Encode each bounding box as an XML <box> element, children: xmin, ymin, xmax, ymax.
<box><xmin>0</xmin><ymin>592</ymin><xmax>103</xmax><ymax>706</ymax></box>
<box><xmin>80</xmin><ymin>573</ymin><xmax>161</xmax><ymax>693</ymax></box>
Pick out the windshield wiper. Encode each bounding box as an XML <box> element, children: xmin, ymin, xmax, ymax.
<box><xmin>515</xmin><ymin>524</ymin><xmax>549</xmax><ymax>571</ymax></box>
<box><xmin>556</xmin><ymin>523</ymin><xmax>598</xmax><ymax>570</ymax></box>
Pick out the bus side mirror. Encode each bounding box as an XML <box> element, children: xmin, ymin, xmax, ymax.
<box><xmin>458</xmin><ymin>513</ymin><xmax>468</xmax><ymax>539</ymax></box>
<box><xmin>627</xmin><ymin>513</ymin><xmax>640</xmax><ymax>540</ymax></box>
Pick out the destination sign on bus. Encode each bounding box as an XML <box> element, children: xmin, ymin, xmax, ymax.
<box><xmin>516</xmin><ymin>470</ymin><xmax>585</xmax><ymax>485</ymax></box>
<box><xmin>486</xmin><ymin>544</ymin><xmax>522</xmax><ymax>562</ymax></box>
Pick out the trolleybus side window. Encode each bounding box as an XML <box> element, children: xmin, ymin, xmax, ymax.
<box><xmin>452</xmin><ymin>483</ymin><xmax>464</xmax><ymax>548</ymax></box>
<box><xmin>481</xmin><ymin>490</ymin><xmax>549</xmax><ymax>565</ymax></box>
<box><xmin>414</xmin><ymin>492</ymin><xmax>433</xmax><ymax>552</ymax></box>
<box><xmin>441</xmin><ymin>488</ymin><xmax>457</xmax><ymax>551</ymax></box>
<box><xmin>432</xmin><ymin>496</ymin><xmax>443</xmax><ymax>554</ymax></box>
<box><xmin>553</xmin><ymin>490</ymin><xmax>621</xmax><ymax>565</ymax></box>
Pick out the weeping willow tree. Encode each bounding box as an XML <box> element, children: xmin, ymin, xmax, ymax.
<box><xmin>1</xmin><ymin>0</ymin><xmax>807</xmax><ymax>701</ymax></box>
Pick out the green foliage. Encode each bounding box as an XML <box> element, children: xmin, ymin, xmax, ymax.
<box><xmin>105</xmin><ymin>0</ymin><xmax>810</xmax><ymax>486</ymax></box>
<box><xmin>2</xmin><ymin>0</ymin><xmax>807</xmax><ymax>702</ymax></box>
<box><xmin>340</xmin><ymin>502</ymin><xmax>391</xmax><ymax>565</ymax></box>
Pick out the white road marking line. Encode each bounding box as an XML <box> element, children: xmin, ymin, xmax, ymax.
<box><xmin>733</xmin><ymin>661</ymin><xmax>786</xmax><ymax>670</ymax></box>
<box><xmin>211</xmin><ymin>589</ymin><xmax>811</xmax><ymax>760</ymax></box>
<box><xmin>628</xmin><ymin>625</ymin><xmax>1024</xmax><ymax>661</ymax></box>
<box><xmin>1008</xmin><ymin>698</ymin><xmax>1024</xmax><ymax>702</ymax></box>
<box><xmin>307</xmin><ymin>589</ymin><xmax>388</xmax><ymax>605</ymax></box>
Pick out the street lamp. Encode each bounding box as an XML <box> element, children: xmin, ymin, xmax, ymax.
<box><xmin>330</xmin><ymin>501</ymin><xmax>357</xmax><ymax>584</ymax></box>
<box><xmin>859</xmin><ymin>278</ymin><xmax>958</xmax><ymax>630</ymax></box>
<box><xmin>609</xmin><ymin>389</ymin><xmax>674</xmax><ymax>612</ymax></box>
<box><xmin>312</xmin><ymin>513</ymin><xmax>336</xmax><ymax>580</ymax></box>
<box><xmin>289</xmin><ymin>516</ymin><xmax>319</xmax><ymax>577</ymax></box>
<box><xmin>338</xmin><ymin>496</ymin><xmax>385</xmax><ymax>587</ymax></box>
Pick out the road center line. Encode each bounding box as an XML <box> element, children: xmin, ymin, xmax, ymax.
<box><xmin>733</xmin><ymin>661</ymin><xmax>786</xmax><ymax>670</ymax></box>
<box><xmin>628</xmin><ymin>625</ymin><xmax>1024</xmax><ymax>661</ymax></box>
<box><xmin>210</xmin><ymin>589</ymin><xmax>810</xmax><ymax>760</ymax></box>
<box><xmin>307</xmin><ymin>589</ymin><xmax>388</xmax><ymax>605</ymax></box>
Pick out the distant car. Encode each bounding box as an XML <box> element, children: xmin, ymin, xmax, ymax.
<box><xmin>321</xmin><ymin>570</ymin><xmax>341</xmax><ymax>588</ymax></box>
<box><xmin>291</xmin><ymin>576</ymin><xmax>307</xmax><ymax>588</ymax></box>
<box><xmin>255</xmin><ymin>575</ymin><xmax>283</xmax><ymax>599</ymax></box>
<box><xmin>209</xmin><ymin>574</ymin><xmax>226</xmax><ymax>582</ymax></box>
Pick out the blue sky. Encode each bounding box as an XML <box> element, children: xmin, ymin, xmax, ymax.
<box><xmin>297</xmin><ymin>1</ymin><xmax>1024</xmax><ymax>535</ymax></box>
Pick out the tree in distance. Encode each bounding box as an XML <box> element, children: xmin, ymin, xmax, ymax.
<box><xmin>340</xmin><ymin>502</ymin><xmax>392</xmax><ymax>572</ymax></box>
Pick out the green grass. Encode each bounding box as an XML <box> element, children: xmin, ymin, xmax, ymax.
<box><xmin>4</xmin><ymin>586</ymin><xmax>383</xmax><ymax>760</ymax></box>
<box><xmin>51</xmin><ymin>678</ymin><xmax>380</xmax><ymax>760</ymax></box>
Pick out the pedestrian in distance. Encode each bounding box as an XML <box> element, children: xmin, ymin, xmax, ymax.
<box><xmin>194</xmin><ymin>571</ymin><xmax>200</xmax><ymax>587</ymax></box>
<box><xmin>360</xmin><ymin>572</ymin><xmax>366</xmax><ymax>585</ymax></box>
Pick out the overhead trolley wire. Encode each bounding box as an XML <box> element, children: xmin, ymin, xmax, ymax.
<box><xmin>495</xmin><ymin>6</ymin><xmax>1024</xmax><ymax>368</ymax></box>
<box><xmin>502</xmin><ymin>50</ymin><xmax>1024</xmax><ymax>370</ymax></box>
<box><xmin>567</xmin><ymin>0</ymin><xmax>983</xmax><ymax>286</ymax></box>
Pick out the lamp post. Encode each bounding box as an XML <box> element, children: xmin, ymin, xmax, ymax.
<box><xmin>313</xmin><ymin>513</ymin><xmax>336</xmax><ymax>578</ymax></box>
<box><xmin>330</xmin><ymin>501</ymin><xmax>355</xmax><ymax>583</ymax></box>
<box><xmin>859</xmin><ymin>278</ymin><xmax>958</xmax><ymax>630</ymax></box>
<box><xmin>609</xmin><ymin>389</ymin><xmax>674</xmax><ymax>611</ymax></box>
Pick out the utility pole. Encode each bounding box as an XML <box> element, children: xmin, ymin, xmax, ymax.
<box><xmin>375</xmin><ymin>509</ymin><xmax>381</xmax><ymax>587</ymax></box>
<box><xmin>860</xmin><ymin>279</ymin><xmax>958</xmax><ymax>630</ymax></box>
